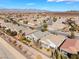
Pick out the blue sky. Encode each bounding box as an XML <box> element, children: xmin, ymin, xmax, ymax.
<box><xmin>0</xmin><ymin>0</ymin><xmax>79</xmax><ymax>11</ymax></box>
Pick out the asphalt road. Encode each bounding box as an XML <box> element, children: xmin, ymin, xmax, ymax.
<box><xmin>0</xmin><ymin>42</ymin><xmax>15</xmax><ymax>59</ymax></box>
<box><xmin>0</xmin><ymin>37</ymin><xmax>27</xmax><ymax>59</ymax></box>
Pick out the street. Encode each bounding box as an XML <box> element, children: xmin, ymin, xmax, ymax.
<box><xmin>0</xmin><ymin>37</ymin><xmax>27</xmax><ymax>59</ymax></box>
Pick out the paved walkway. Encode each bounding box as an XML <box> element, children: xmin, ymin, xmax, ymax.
<box><xmin>0</xmin><ymin>37</ymin><xmax>27</xmax><ymax>59</ymax></box>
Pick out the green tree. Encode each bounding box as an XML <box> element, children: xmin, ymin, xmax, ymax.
<box><xmin>6</xmin><ymin>29</ymin><xmax>11</xmax><ymax>35</ymax></box>
<box><xmin>53</xmin><ymin>17</ymin><xmax>57</xmax><ymax>22</ymax></box>
<box><xmin>41</xmin><ymin>21</ymin><xmax>48</xmax><ymax>32</ymax></box>
<box><xmin>54</xmin><ymin>49</ymin><xmax>61</xmax><ymax>59</ymax></box>
<box><xmin>10</xmin><ymin>31</ymin><xmax>17</xmax><ymax>36</ymax></box>
<box><xmin>70</xmin><ymin>54</ymin><xmax>78</xmax><ymax>59</ymax></box>
<box><xmin>60</xmin><ymin>53</ymin><xmax>68</xmax><ymax>59</ymax></box>
<box><xmin>19</xmin><ymin>30</ymin><xmax>22</xmax><ymax>33</ymax></box>
<box><xmin>64</xmin><ymin>19</ymin><xmax>77</xmax><ymax>38</ymax></box>
<box><xmin>23</xmin><ymin>21</ymin><xmax>28</xmax><ymax>24</ymax></box>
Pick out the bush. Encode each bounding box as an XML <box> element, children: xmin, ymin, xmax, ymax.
<box><xmin>70</xmin><ymin>54</ymin><xmax>78</xmax><ymax>59</ymax></box>
<box><xmin>53</xmin><ymin>17</ymin><xmax>57</xmax><ymax>22</ymax></box>
<box><xmin>23</xmin><ymin>21</ymin><xmax>28</xmax><ymax>24</ymax></box>
<box><xmin>10</xmin><ymin>31</ymin><xmax>17</xmax><ymax>36</ymax></box>
<box><xmin>41</xmin><ymin>28</ymin><xmax>48</xmax><ymax>32</ymax></box>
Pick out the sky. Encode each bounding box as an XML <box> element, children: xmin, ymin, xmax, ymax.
<box><xmin>0</xmin><ymin>0</ymin><xmax>79</xmax><ymax>11</ymax></box>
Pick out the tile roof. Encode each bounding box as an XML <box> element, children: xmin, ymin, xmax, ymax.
<box><xmin>26</xmin><ymin>31</ymin><xmax>50</xmax><ymax>40</ymax></box>
<box><xmin>60</xmin><ymin>39</ymin><xmax>79</xmax><ymax>54</ymax></box>
<box><xmin>40</xmin><ymin>34</ymin><xmax>66</xmax><ymax>48</ymax></box>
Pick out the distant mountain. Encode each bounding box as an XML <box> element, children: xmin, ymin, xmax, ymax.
<box><xmin>0</xmin><ymin>9</ymin><xmax>50</xmax><ymax>13</ymax></box>
<box><xmin>66</xmin><ymin>10</ymin><xmax>79</xmax><ymax>13</ymax></box>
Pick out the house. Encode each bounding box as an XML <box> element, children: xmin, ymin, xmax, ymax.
<box><xmin>48</xmin><ymin>23</ymin><xmax>66</xmax><ymax>31</ymax></box>
<box><xmin>47</xmin><ymin>18</ymin><xmax>68</xmax><ymax>31</ymax></box>
<box><xmin>60</xmin><ymin>39</ymin><xmax>79</xmax><ymax>54</ymax></box>
<box><xmin>14</xmin><ymin>29</ymin><xmax>36</xmax><ymax>40</ymax></box>
<box><xmin>25</xmin><ymin>30</ymin><xmax>50</xmax><ymax>42</ymax></box>
<box><xmin>0</xmin><ymin>19</ymin><xmax>36</xmax><ymax>34</ymax></box>
<box><xmin>39</xmin><ymin>34</ymin><xmax>66</xmax><ymax>49</ymax></box>
<box><xmin>24</xmin><ymin>29</ymin><xmax>36</xmax><ymax>35</ymax></box>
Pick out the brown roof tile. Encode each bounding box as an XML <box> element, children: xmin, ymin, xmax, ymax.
<box><xmin>60</xmin><ymin>39</ymin><xmax>79</xmax><ymax>54</ymax></box>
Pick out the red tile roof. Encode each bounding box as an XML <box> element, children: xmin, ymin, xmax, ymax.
<box><xmin>60</xmin><ymin>39</ymin><xmax>79</xmax><ymax>54</ymax></box>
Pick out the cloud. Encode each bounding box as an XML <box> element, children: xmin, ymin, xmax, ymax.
<box><xmin>26</xmin><ymin>3</ymin><xmax>35</xmax><ymax>6</ymax></box>
<box><xmin>66</xmin><ymin>2</ymin><xmax>74</xmax><ymax>4</ymax></box>
<box><xmin>47</xmin><ymin>0</ymin><xmax>79</xmax><ymax>2</ymax></box>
